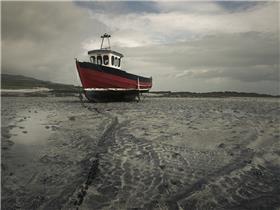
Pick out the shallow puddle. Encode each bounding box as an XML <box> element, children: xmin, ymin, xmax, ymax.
<box><xmin>8</xmin><ymin>109</ymin><xmax>54</xmax><ymax>159</ymax></box>
<box><xmin>10</xmin><ymin>110</ymin><xmax>52</xmax><ymax>145</ymax></box>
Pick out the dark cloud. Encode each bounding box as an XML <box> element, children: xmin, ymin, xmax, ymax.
<box><xmin>74</xmin><ymin>1</ymin><xmax>159</xmax><ymax>14</ymax></box>
<box><xmin>2</xmin><ymin>2</ymin><xmax>92</xmax><ymax>42</ymax></box>
<box><xmin>1</xmin><ymin>2</ymin><xmax>107</xmax><ymax>84</ymax></box>
<box><xmin>216</xmin><ymin>1</ymin><xmax>264</xmax><ymax>12</ymax></box>
<box><xmin>121</xmin><ymin>32</ymin><xmax>278</xmax><ymax>80</ymax></box>
<box><xmin>118</xmin><ymin>32</ymin><xmax>279</xmax><ymax>94</ymax></box>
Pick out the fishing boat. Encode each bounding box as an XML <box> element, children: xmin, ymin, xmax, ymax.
<box><xmin>76</xmin><ymin>33</ymin><xmax>152</xmax><ymax>102</ymax></box>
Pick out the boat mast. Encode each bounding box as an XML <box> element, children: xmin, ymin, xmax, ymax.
<box><xmin>100</xmin><ymin>33</ymin><xmax>111</xmax><ymax>50</ymax></box>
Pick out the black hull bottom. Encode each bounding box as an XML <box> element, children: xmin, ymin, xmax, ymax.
<box><xmin>84</xmin><ymin>90</ymin><xmax>144</xmax><ymax>102</ymax></box>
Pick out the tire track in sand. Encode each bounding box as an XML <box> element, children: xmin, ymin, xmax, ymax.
<box><xmin>65</xmin><ymin>115</ymin><xmax>120</xmax><ymax>209</ymax></box>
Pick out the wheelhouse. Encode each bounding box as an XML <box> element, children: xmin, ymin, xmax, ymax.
<box><xmin>88</xmin><ymin>49</ymin><xmax>123</xmax><ymax>70</ymax></box>
<box><xmin>88</xmin><ymin>33</ymin><xmax>124</xmax><ymax>70</ymax></box>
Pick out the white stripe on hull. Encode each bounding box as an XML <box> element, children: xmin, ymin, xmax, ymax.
<box><xmin>84</xmin><ymin>88</ymin><xmax>150</xmax><ymax>92</ymax></box>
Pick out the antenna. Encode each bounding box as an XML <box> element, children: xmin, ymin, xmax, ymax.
<box><xmin>100</xmin><ymin>33</ymin><xmax>111</xmax><ymax>50</ymax></box>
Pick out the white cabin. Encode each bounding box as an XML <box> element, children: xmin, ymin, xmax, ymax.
<box><xmin>88</xmin><ymin>49</ymin><xmax>123</xmax><ymax>70</ymax></box>
<box><xmin>88</xmin><ymin>33</ymin><xmax>124</xmax><ymax>70</ymax></box>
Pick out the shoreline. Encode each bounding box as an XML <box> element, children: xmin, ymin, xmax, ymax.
<box><xmin>1</xmin><ymin>90</ymin><xmax>279</xmax><ymax>98</ymax></box>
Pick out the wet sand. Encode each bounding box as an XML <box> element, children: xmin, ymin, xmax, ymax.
<box><xmin>1</xmin><ymin>96</ymin><xmax>280</xmax><ymax>210</ymax></box>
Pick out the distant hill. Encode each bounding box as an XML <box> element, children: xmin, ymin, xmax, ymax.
<box><xmin>1</xmin><ymin>74</ymin><xmax>80</xmax><ymax>92</ymax></box>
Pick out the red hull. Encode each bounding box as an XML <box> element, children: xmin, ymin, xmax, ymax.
<box><xmin>76</xmin><ymin>61</ymin><xmax>152</xmax><ymax>91</ymax></box>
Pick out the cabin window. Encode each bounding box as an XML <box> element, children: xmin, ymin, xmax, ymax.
<box><xmin>115</xmin><ymin>57</ymin><xmax>119</xmax><ymax>67</ymax></box>
<box><xmin>103</xmin><ymin>55</ymin><xmax>109</xmax><ymax>65</ymax></box>
<box><xmin>97</xmin><ymin>55</ymin><xmax>102</xmax><ymax>65</ymax></box>
<box><xmin>90</xmin><ymin>56</ymin><xmax>95</xmax><ymax>64</ymax></box>
<box><xmin>111</xmin><ymin>56</ymin><xmax>114</xmax><ymax>66</ymax></box>
<box><xmin>118</xmin><ymin>58</ymin><xmax>121</xmax><ymax>67</ymax></box>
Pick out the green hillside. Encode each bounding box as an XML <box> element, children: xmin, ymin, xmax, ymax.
<box><xmin>1</xmin><ymin>74</ymin><xmax>79</xmax><ymax>92</ymax></box>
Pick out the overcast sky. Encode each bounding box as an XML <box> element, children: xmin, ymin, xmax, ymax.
<box><xmin>1</xmin><ymin>1</ymin><xmax>279</xmax><ymax>94</ymax></box>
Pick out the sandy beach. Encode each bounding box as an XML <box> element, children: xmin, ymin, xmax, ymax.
<box><xmin>1</xmin><ymin>96</ymin><xmax>280</xmax><ymax>210</ymax></box>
